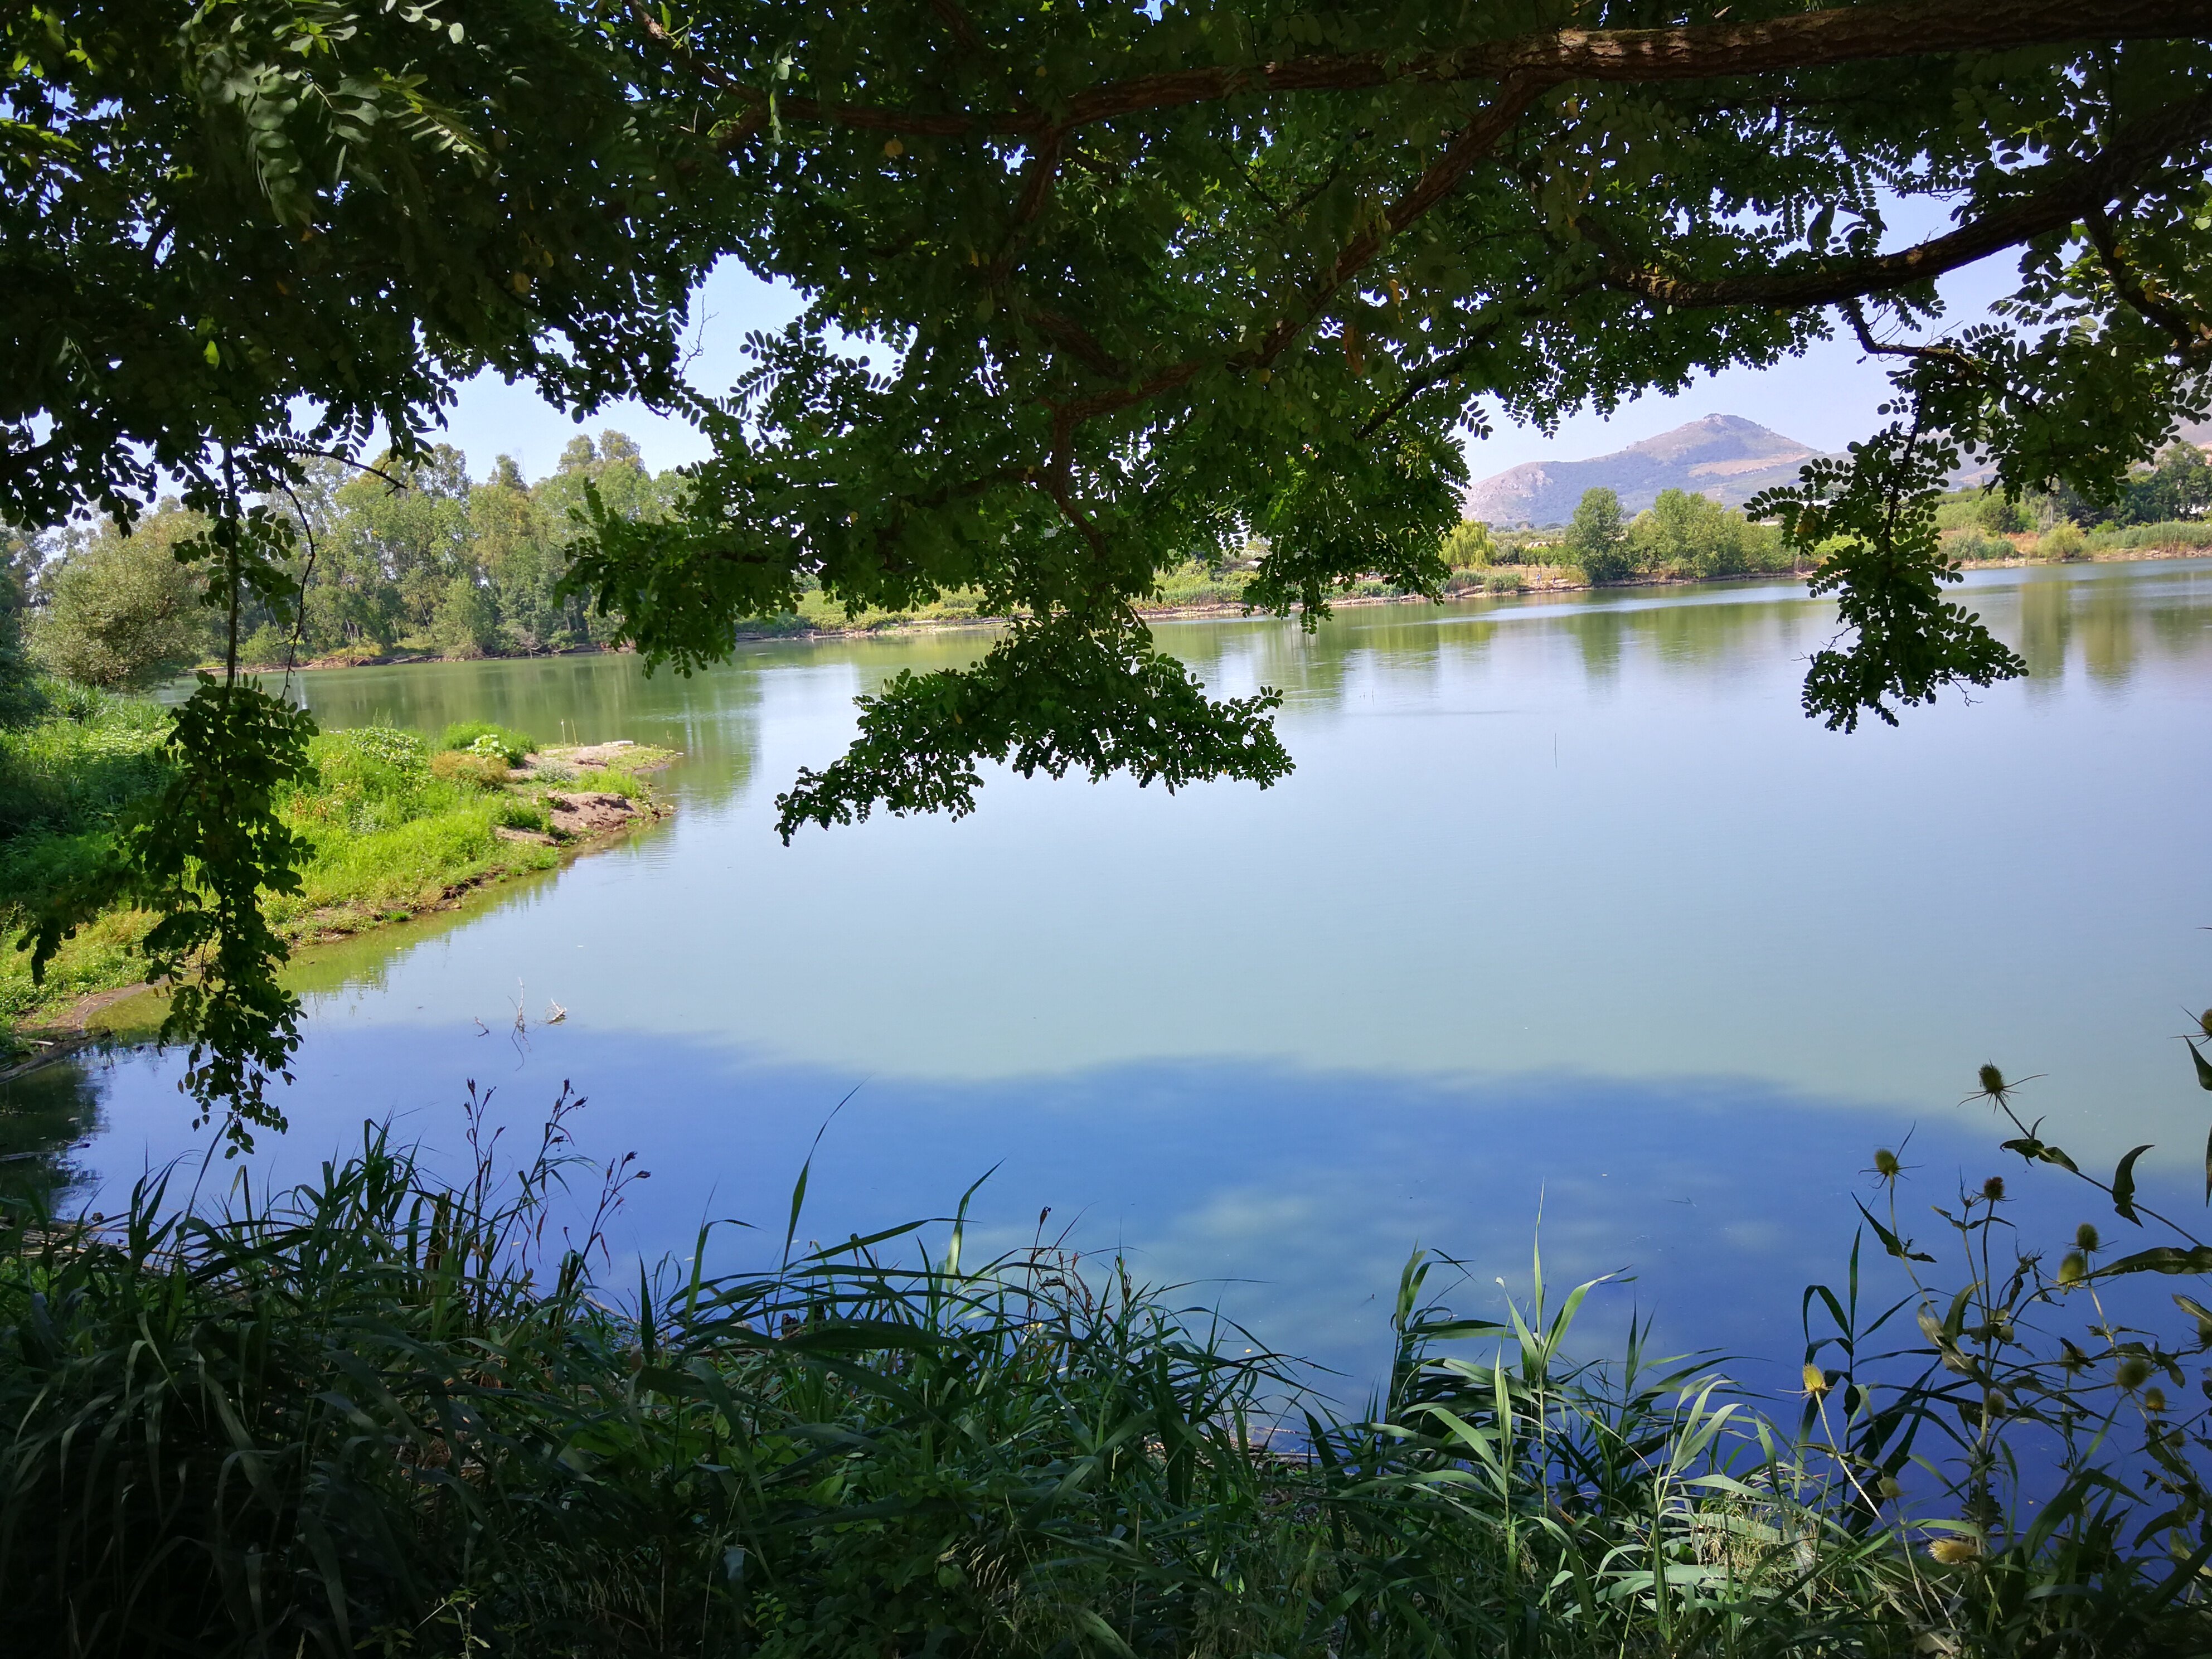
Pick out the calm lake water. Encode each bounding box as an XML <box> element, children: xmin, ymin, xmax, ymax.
<box><xmin>11</xmin><ymin>559</ymin><xmax>2212</xmax><ymax>1393</ymax></box>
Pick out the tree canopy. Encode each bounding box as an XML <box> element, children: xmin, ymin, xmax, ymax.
<box><xmin>9</xmin><ymin>0</ymin><xmax>2212</xmax><ymax>1132</ymax></box>
<box><xmin>566</xmin><ymin>0</ymin><xmax>2212</xmax><ymax>829</ymax></box>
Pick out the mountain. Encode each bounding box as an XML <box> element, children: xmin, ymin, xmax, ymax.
<box><xmin>1465</xmin><ymin>414</ymin><xmax>1828</xmax><ymax>526</ymax></box>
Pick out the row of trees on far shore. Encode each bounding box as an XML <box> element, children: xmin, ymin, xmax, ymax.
<box><xmin>4</xmin><ymin>433</ymin><xmax>675</xmax><ymax>691</ymax></box>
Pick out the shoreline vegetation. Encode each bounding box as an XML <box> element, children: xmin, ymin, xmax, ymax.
<box><xmin>4</xmin><ymin>1059</ymin><xmax>2211</xmax><ymax>1657</ymax></box>
<box><xmin>0</xmin><ymin>712</ymin><xmax>675</xmax><ymax>1065</ymax></box>
<box><xmin>264</xmin><ymin>526</ymin><xmax>2212</xmax><ymax>665</ymax></box>
<box><xmin>20</xmin><ymin>429</ymin><xmax>2205</xmax><ymax>681</ymax></box>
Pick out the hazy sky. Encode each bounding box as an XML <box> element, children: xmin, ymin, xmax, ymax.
<box><xmin>431</xmin><ymin>242</ymin><xmax>2019</xmax><ymax>488</ymax></box>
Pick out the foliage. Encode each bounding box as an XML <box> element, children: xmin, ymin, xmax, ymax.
<box><xmin>2</xmin><ymin>0</ymin><xmax>722</xmax><ymax>529</ymax></box>
<box><xmin>29</xmin><ymin>505</ymin><xmax>213</xmax><ymax>690</ymax></box>
<box><xmin>1566</xmin><ymin>487</ymin><xmax>1636</xmax><ymax>584</ymax></box>
<box><xmin>8</xmin><ymin>1066</ymin><xmax>2212</xmax><ymax>1657</ymax></box>
<box><xmin>1752</xmin><ymin>426</ymin><xmax>2027</xmax><ymax>732</ymax></box>
<box><xmin>212</xmin><ymin>439</ymin><xmax>680</xmax><ymax>666</ymax></box>
<box><xmin>1976</xmin><ymin>493</ymin><xmax>2033</xmax><ymax>536</ymax></box>
<box><xmin>0</xmin><ymin>692</ymin><xmax>174</xmax><ymax>915</ymax></box>
<box><xmin>2038</xmin><ymin>520</ymin><xmax>2090</xmax><ymax>561</ymax></box>
<box><xmin>775</xmin><ymin>615</ymin><xmax>1291</xmax><ymax>840</ymax></box>
<box><xmin>1439</xmin><ymin>518</ymin><xmax>1496</xmax><ymax>569</ymax></box>
<box><xmin>1628</xmin><ymin>489</ymin><xmax>1794</xmax><ymax>580</ymax></box>
<box><xmin>0</xmin><ymin>525</ymin><xmax>42</xmax><ymax>725</ymax></box>
<box><xmin>1803</xmin><ymin>1033</ymin><xmax>2212</xmax><ymax>1655</ymax></box>
<box><xmin>19</xmin><ymin>681</ymin><xmax>318</xmax><ymax>1143</ymax></box>
<box><xmin>565</xmin><ymin>0</ymin><xmax>2212</xmax><ymax>826</ymax></box>
<box><xmin>17</xmin><ymin>0</ymin><xmax>2212</xmax><ymax>1122</ymax></box>
<box><xmin>438</xmin><ymin>722</ymin><xmax>536</xmax><ymax>765</ymax></box>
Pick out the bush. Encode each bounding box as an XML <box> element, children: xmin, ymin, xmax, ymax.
<box><xmin>493</xmin><ymin>797</ymin><xmax>550</xmax><ymax>832</ymax></box>
<box><xmin>436</xmin><ymin>720</ymin><xmax>534</xmax><ymax>765</ymax></box>
<box><xmin>1975</xmin><ymin>492</ymin><xmax>2031</xmax><ymax>535</ymax></box>
<box><xmin>2038</xmin><ymin>520</ymin><xmax>2089</xmax><ymax>561</ymax></box>
<box><xmin>1944</xmin><ymin>528</ymin><xmax>2017</xmax><ymax>563</ymax></box>
<box><xmin>429</xmin><ymin>749</ymin><xmax>511</xmax><ymax>788</ymax></box>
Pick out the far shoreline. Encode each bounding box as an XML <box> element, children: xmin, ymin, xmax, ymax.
<box><xmin>236</xmin><ymin>542</ymin><xmax>2210</xmax><ymax>671</ymax></box>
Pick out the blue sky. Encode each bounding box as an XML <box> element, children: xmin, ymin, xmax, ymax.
<box><xmin>431</xmin><ymin>241</ymin><xmax>2019</xmax><ymax>488</ymax></box>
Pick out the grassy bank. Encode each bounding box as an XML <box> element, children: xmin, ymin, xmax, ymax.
<box><xmin>2</xmin><ymin>1075</ymin><xmax>2206</xmax><ymax>1658</ymax></box>
<box><xmin>0</xmin><ymin>701</ymin><xmax>672</xmax><ymax>1048</ymax></box>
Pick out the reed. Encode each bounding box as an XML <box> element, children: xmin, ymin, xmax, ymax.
<box><xmin>3</xmin><ymin>1076</ymin><xmax>2207</xmax><ymax>1657</ymax></box>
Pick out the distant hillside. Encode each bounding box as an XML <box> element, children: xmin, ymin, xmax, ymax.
<box><xmin>1466</xmin><ymin>415</ymin><xmax>1827</xmax><ymax>526</ymax></box>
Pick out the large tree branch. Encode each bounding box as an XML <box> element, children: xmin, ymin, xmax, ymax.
<box><xmin>654</xmin><ymin>0</ymin><xmax>2212</xmax><ymax>145</ymax></box>
<box><xmin>1605</xmin><ymin>90</ymin><xmax>2212</xmax><ymax>311</ymax></box>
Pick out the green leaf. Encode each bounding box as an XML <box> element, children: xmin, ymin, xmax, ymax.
<box><xmin>2114</xmin><ymin>1145</ymin><xmax>2155</xmax><ymax>1225</ymax></box>
<box><xmin>1855</xmin><ymin>1199</ymin><xmax>1934</xmax><ymax>1264</ymax></box>
<box><xmin>2190</xmin><ymin>1039</ymin><xmax>2212</xmax><ymax>1092</ymax></box>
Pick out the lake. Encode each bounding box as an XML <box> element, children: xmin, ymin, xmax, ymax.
<box><xmin>11</xmin><ymin>558</ymin><xmax>2212</xmax><ymax>1396</ymax></box>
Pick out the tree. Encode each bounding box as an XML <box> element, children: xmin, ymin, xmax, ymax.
<box><xmin>30</xmin><ymin>507</ymin><xmax>212</xmax><ymax>691</ymax></box>
<box><xmin>431</xmin><ymin>575</ymin><xmax>499</xmax><ymax>659</ymax></box>
<box><xmin>560</xmin><ymin>0</ymin><xmax>2212</xmax><ymax>836</ymax></box>
<box><xmin>0</xmin><ymin>525</ymin><xmax>43</xmax><ymax>725</ymax></box>
<box><xmin>3</xmin><ymin>1</ymin><xmax>724</xmax><ymax>1139</ymax></box>
<box><xmin>17</xmin><ymin>0</ymin><xmax>2212</xmax><ymax>1133</ymax></box>
<box><xmin>1567</xmin><ymin>488</ymin><xmax>1634</xmax><ymax>583</ymax></box>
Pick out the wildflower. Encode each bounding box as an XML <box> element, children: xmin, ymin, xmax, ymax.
<box><xmin>1879</xmin><ymin>1475</ymin><xmax>1904</xmax><ymax>1501</ymax></box>
<box><xmin>2117</xmin><ymin>1356</ymin><xmax>2153</xmax><ymax>1392</ymax></box>
<box><xmin>1981</xmin><ymin>1175</ymin><xmax>2006</xmax><ymax>1202</ymax></box>
<box><xmin>2058</xmin><ymin>1251</ymin><xmax>2087</xmax><ymax>1286</ymax></box>
<box><xmin>1977</xmin><ymin>1063</ymin><xmax>2007</xmax><ymax>1100</ymax></box>
<box><xmin>1873</xmin><ymin>1147</ymin><xmax>1901</xmax><ymax>1179</ymax></box>
<box><xmin>2145</xmin><ymin>1387</ymin><xmax>2169</xmax><ymax>1414</ymax></box>
<box><xmin>1801</xmin><ymin>1362</ymin><xmax>1831</xmax><ymax>1399</ymax></box>
<box><xmin>1928</xmin><ymin>1536</ymin><xmax>1983</xmax><ymax>1565</ymax></box>
<box><xmin>2076</xmin><ymin>1223</ymin><xmax>2100</xmax><ymax>1253</ymax></box>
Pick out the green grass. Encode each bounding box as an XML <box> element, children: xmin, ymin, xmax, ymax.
<box><xmin>0</xmin><ymin>714</ymin><xmax>667</xmax><ymax>1037</ymax></box>
<box><xmin>437</xmin><ymin>720</ymin><xmax>538</xmax><ymax>764</ymax></box>
<box><xmin>3</xmin><ymin>1080</ymin><xmax>2206</xmax><ymax>1658</ymax></box>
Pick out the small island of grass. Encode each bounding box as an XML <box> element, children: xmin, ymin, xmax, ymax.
<box><xmin>0</xmin><ymin>705</ymin><xmax>675</xmax><ymax>1061</ymax></box>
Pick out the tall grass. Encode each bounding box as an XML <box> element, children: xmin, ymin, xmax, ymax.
<box><xmin>8</xmin><ymin>1073</ymin><xmax>2208</xmax><ymax>1657</ymax></box>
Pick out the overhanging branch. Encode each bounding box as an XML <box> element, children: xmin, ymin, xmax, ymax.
<box><xmin>648</xmin><ymin>0</ymin><xmax>2212</xmax><ymax>147</ymax></box>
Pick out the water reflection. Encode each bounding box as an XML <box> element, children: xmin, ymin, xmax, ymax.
<box><xmin>12</xmin><ymin>1025</ymin><xmax>2189</xmax><ymax>1395</ymax></box>
<box><xmin>0</xmin><ymin>1052</ymin><xmax>105</xmax><ymax>1209</ymax></box>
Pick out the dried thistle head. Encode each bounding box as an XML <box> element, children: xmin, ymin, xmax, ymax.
<box><xmin>1981</xmin><ymin>1175</ymin><xmax>2006</xmax><ymax>1203</ymax></box>
<box><xmin>2116</xmin><ymin>1356</ymin><xmax>2153</xmax><ymax>1392</ymax></box>
<box><xmin>2076</xmin><ymin>1223</ymin><xmax>2100</xmax><ymax>1253</ymax></box>
<box><xmin>1977</xmin><ymin>1063</ymin><xmax>2008</xmax><ymax>1101</ymax></box>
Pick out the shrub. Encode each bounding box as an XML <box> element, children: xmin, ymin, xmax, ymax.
<box><xmin>1944</xmin><ymin>528</ymin><xmax>2017</xmax><ymax>563</ymax></box>
<box><xmin>324</xmin><ymin>724</ymin><xmax>430</xmax><ymax>772</ymax></box>
<box><xmin>493</xmin><ymin>798</ymin><xmax>550</xmax><ymax>833</ymax></box>
<box><xmin>435</xmin><ymin>721</ymin><xmax>533</xmax><ymax>764</ymax></box>
<box><xmin>429</xmin><ymin>749</ymin><xmax>510</xmax><ymax>788</ymax></box>
<box><xmin>2038</xmin><ymin>520</ymin><xmax>2089</xmax><ymax>561</ymax></box>
<box><xmin>1976</xmin><ymin>492</ymin><xmax>2032</xmax><ymax>535</ymax></box>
